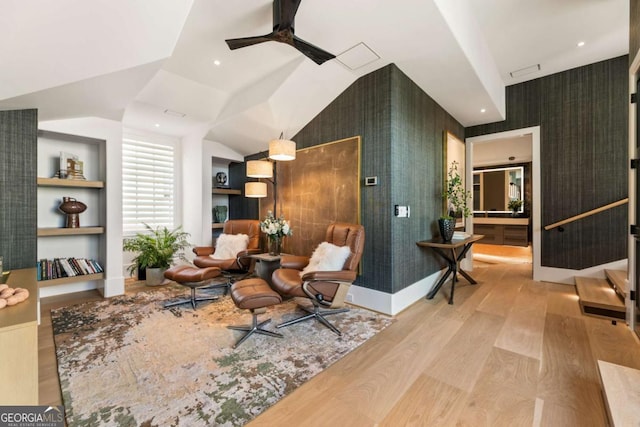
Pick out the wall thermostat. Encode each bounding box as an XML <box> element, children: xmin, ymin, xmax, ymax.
<box><xmin>365</xmin><ymin>176</ymin><xmax>378</xmax><ymax>186</ymax></box>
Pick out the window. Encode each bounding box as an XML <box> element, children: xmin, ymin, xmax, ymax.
<box><xmin>122</xmin><ymin>136</ymin><xmax>176</xmax><ymax>235</ymax></box>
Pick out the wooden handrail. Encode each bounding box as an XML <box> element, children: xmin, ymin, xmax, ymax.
<box><xmin>544</xmin><ymin>198</ymin><xmax>628</xmax><ymax>231</ymax></box>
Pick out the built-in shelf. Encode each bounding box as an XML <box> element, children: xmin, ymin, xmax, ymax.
<box><xmin>212</xmin><ymin>188</ymin><xmax>241</xmax><ymax>195</ymax></box>
<box><xmin>37</xmin><ymin>227</ymin><xmax>105</xmax><ymax>237</ymax></box>
<box><xmin>212</xmin><ymin>223</ymin><xmax>225</xmax><ymax>229</ymax></box>
<box><xmin>38</xmin><ymin>272</ymin><xmax>104</xmax><ymax>287</ymax></box>
<box><xmin>37</xmin><ymin>177</ymin><xmax>104</xmax><ymax>188</ymax></box>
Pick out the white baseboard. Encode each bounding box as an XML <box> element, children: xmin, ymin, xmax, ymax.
<box><xmin>347</xmin><ymin>269</ymin><xmax>444</xmax><ymax>316</ymax></box>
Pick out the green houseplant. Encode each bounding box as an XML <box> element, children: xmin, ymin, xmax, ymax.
<box><xmin>123</xmin><ymin>223</ymin><xmax>191</xmax><ymax>286</ymax></box>
<box><xmin>439</xmin><ymin>161</ymin><xmax>471</xmax><ymax>241</ymax></box>
<box><xmin>508</xmin><ymin>199</ymin><xmax>523</xmax><ymax>216</ymax></box>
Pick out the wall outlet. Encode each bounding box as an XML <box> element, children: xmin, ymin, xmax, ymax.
<box><xmin>395</xmin><ymin>205</ymin><xmax>409</xmax><ymax>218</ymax></box>
<box><xmin>346</xmin><ymin>293</ymin><xmax>354</xmax><ymax>303</ymax></box>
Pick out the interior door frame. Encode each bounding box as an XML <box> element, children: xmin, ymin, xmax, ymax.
<box><xmin>628</xmin><ymin>52</ymin><xmax>640</xmax><ymax>334</ymax></box>
<box><xmin>465</xmin><ymin>126</ymin><xmax>541</xmax><ymax>278</ymax></box>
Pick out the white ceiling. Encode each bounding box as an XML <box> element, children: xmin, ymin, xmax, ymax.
<box><xmin>0</xmin><ymin>0</ymin><xmax>629</xmax><ymax>157</ymax></box>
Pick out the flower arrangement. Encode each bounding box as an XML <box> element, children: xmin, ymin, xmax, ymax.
<box><xmin>260</xmin><ymin>211</ymin><xmax>293</xmax><ymax>240</ymax></box>
<box><xmin>442</xmin><ymin>160</ymin><xmax>471</xmax><ymax>219</ymax></box>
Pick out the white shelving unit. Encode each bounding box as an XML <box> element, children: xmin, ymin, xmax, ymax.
<box><xmin>37</xmin><ymin>130</ymin><xmax>106</xmax><ymax>294</ymax></box>
<box><xmin>211</xmin><ymin>159</ymin><xmax>240</xmax><ymax>232</ymax></box>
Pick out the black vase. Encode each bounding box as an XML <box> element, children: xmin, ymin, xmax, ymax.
<box><xmin>438</xmin><ymin>218</ymin><xmax>456</xmax><ymax>242</ymax></box>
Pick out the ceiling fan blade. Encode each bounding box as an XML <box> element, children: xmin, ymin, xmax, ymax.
<box><xmin>274</xmin><ymin>0</ymin><xmax>302</xmax><ymax>30</ymax></box>
<box><xmin>225</xmin><ymin>33</ymin><xmax>275</xmax><ymax>50</ymax></box>
<box><xmin>292</xmin><ymin>35</ymin><xmax>336</xmax><ymax>65</ymax></box>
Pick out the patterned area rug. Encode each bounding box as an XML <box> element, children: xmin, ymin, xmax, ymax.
<box><xmin>52</xmin><ymin>285</ymin><xmax>392</xmax><ymax>426</ymax></box>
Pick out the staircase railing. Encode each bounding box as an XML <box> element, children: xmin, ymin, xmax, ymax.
<box><xmin>544</xmin><ymin>198</ymin><xmax>628</xmax><ymax>231</ymax></box>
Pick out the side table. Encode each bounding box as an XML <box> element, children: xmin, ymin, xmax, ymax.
<box><xmin>416</xmin><ymin>235</ymin><xmax>484</xmax><ymax>304</ymax></box>
<box><xmin>249</xmin><ymin>253</ymin><xmax>284</xmax><ymax>287</ymax></box>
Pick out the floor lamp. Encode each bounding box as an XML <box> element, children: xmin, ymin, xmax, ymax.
<box><xmin>245</xmin><ymin>136</ymin><xmax>296</xmax><ymax>217</ymax></box>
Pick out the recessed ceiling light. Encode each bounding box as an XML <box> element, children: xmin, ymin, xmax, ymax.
<box><xmin>577</xmin><ymin>41</ymin><xmax>585</xmax><ymax>47</ymax></box>
<box><xmin>155</xmin><ymin>123</ymin><xmax>160</xmax><ymax>128</ymax></box>
<box><xmin>480</xmin><ymin>108</ymin><xmax>486</xmax><ymax>113</ymax></box>
<box><xmin>213</xmin><ymin>59</ymin><xmax>221</xmax><ymax>66</ymax></box>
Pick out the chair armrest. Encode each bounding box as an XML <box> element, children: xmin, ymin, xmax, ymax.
<box><xmin>281</xmin><ymin>255</ymin><xmax>310</xmax><ymax>270</ymax></box>
<box><xmin>237</xmin><ymin>248</ymin><xmax>262</xmax><ymax>258</ymax></box>
<box><xmin>302</xmin><ymin>270</ymin><xmax>357</xmax><ymax>282</ymax></box>
<box><xmin>193</xmin><ymin>246</ymin><xmax>214</xmax><ymax>256</ymax></box>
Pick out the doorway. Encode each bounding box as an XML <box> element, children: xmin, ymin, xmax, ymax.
<box><xmin>466</xmin><ymin>126</ymin><xmax>541</xmax><ymax>278</ymax></box>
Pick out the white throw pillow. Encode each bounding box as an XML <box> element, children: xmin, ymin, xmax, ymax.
<box><xmin>300</xmin><ymin>242</ymin><xmax>351</xmax><ymax>277</ymax></box>
<box><xmin>211</xmin><ymin>233</ymin><xmax>249</xmax><ymax>260</ymax></box>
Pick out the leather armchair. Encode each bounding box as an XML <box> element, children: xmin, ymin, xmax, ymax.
<box><xmin>271</xmin><ymin>222</ymin><xmax>365</xmax><ymax>336</ymax></box>
<box><xmin>193</xmin><ymin>219</ymin><xmax>262</xmax><ymax>293</ymax></box>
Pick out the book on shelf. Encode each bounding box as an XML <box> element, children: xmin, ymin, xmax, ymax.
<box><xmin>37</xmin><ymin>257</ymin><xmax>103</xmax><ymax>281</ymax></box>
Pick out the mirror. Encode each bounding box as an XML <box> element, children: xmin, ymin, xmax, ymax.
<box><xmin>473</xmin><ymin>166</ymin><xmax>524</xmax><ymax>213</ymax></box>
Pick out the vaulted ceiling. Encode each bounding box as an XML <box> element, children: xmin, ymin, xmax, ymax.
<box><xmin>0</xmin><ymin>0</ymin><xmax>629</xmax><ymax>157</ymax></box>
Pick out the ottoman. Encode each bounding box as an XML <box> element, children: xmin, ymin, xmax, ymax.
<box><xmin>163</xmin><ymin>265</ymin><xmax>222</xmax><ymax>309</ymax></box>
<box><xmin>228</xmin><ymin>278</ymin><xmax>283</xmax><ymax>348</ymax></box>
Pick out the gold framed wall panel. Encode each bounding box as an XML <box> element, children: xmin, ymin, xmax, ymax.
<box><xmin>261</xmin><ymin>136</ymin><xmax>361</xmax><ymax>257</ymax></box>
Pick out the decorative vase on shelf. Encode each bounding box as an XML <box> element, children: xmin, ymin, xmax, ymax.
<box><xmin>59</xmin><ymin>197</ymin><xmax>87</xmax><ymax>228</ymax></box>
<box><xmin>437</xmin><ymin>218</ymin><xmax>456</xmax><ymax>242</ymax></box>
<box><xmin>268</xmin><ymin>235</ymin><xmax>281</xmax><ymax>256</ymax></box>
<box><xmin>213</xmin><ymin>205</ymin><xmax>228</xmax><ymax>223</ymax></box>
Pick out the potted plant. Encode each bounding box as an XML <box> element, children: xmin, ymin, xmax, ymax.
<box><xmin>439</xmin><ymin>161</ymin><xmax>471</xmax><ymax>241</ymax></box>
<box><xmin>508</xmin><ymin>199</ymin><xmax>523</xmax><ymax>216</ymax></box>
<box><xmin>123</xmin><ymin>223</ymin><xmax>191</xmax><ymax>286</ymax></box>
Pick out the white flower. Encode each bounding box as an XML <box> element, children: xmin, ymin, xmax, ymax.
<box><xmin>259</xmin><ymin>211</ymin><xmax>293</xmax><ymax>238</ymax></box>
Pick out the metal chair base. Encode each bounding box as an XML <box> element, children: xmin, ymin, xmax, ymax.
<box><xmin>164</xmin><ymin>286</ymin><xmax>219</xmax><ymax>310</ymax></box>
<box><xmin>201</xmin><ymin>271</ymin><xmax>253</xmax><ymax>295</ymax></box>
<box><xmin>227</xmin><ymin>313</ymin><xmax>283</xmax><ymax>348</ymax></box>
<box><xmin>277</xmin><ymin>304</ymin><xmax>349</xmax><ymax>336</ymax></box>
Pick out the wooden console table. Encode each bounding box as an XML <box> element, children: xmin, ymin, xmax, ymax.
<box><xmin>416</xmin><ymin>235</ymin><xmax>484</xmax><ymax>304</ymax></box>
<box><xmin>0</xmin><ymin>268</ymin><xmax>38</xmax><ymax>404</ymax></box>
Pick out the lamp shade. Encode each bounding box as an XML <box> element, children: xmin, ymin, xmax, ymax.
<box><xmin>245</xmin><ymin>182</ymin><xmax>267</xmax><ymax>198</ymax></box>
<box><xmin>246</xmin><ymin>160</ymin><xmax>273</xmax><ymax>178</ymax></box>
<box><xmin>268</xmin><ymin>139</ymin><xmax>296</xmax><ymax>161</ymax></box>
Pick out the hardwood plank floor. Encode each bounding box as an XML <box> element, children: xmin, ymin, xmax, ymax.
<box><xmin>38</xmin><ymin>263</ymin><xmax>640</xmax><ymax>426</ymax></box>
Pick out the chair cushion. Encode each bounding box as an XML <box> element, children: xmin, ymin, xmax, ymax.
<box><xmin>300</xmin><ymin>242</ymin><xmax>351</xmax><ymax>277</ymax></box>
<box><xmin>211</xmin><ymin>233</ymin><xmax>249</xmax><ymax>259</ymax></box>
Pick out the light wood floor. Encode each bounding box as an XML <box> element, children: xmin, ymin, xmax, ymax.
<box><xmin>39</xmin><ymin>262</ymin><xmax>640</xmax><ymax>426</ymax></box>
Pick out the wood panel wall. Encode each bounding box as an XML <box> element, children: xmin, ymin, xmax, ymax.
<box><xmin>467</xmin><ymin>56</ymin><xmax>628</xmax><ymax>269</ymax></box>
<box><xmin>0</xmin><ymin>109</ymin><xmax>37</xmax><ymax>270</ymax></box>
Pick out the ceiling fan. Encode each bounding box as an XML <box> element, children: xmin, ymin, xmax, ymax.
<box><xmin>225</xmin><ymin>0</ymin><xmax>336</xmax><ymax>65</ymax></box>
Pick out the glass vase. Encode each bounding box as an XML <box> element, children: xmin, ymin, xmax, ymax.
<box><xmin>268</xmin><ymin>236</ymin><xmax>281</xmax><ymax>256</ymax></box>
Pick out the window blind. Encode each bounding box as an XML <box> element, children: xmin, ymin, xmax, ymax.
<box><xmin>122</xmin><ymin>137</ymin><xmax>175</xmax><ymax>235</ymax></box>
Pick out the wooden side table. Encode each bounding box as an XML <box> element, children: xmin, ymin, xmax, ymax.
<box><xmin>416</xmin><ymin>235</ymin><xmax>484</xmax><ymax>304</ymax></box>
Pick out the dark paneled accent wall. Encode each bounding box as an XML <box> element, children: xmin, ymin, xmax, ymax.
<box><xmin>389</xmin><ymin>67</ymin><xmax>464</xmax><ymax>292</ymax></box>
<box><xmin>238</xmin><ymin>64</ymin><xmax>464</xmax><ymax>293</ymax></box>
<box><xmin>467</xmin><ymin>56</ymin><xmax>628</xmax><ymax>269</ymax></box>
<box><xmin>631</xmin><ymin>0</ymin><xmax>640</xmax><ymax>66</ymax></box>
<box><xmin>0</xmin><ymin>109</ymin><xmax>37</xmax><ymax>270</ymax></box>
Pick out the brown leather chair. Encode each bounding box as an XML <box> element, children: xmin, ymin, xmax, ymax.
<box><xmin>193</xmin><ymin>219</ymin><xmax>262</xmax><ymax>293</ymax></box>
<box><xmin>271</xmin><ymin>222</ymin><xmax>365</xmax><ymax>336</ymax></box>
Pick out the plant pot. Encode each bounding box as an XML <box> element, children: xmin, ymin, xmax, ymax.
<box><xmin>145</xmin><ymin>267</ymin><xmax>168</xmax><ymax>286</ymax></box>
<box><xmin>438</xmin><ymin>218</ymin><xmax>456</xmax><ymax>242</ymax></box>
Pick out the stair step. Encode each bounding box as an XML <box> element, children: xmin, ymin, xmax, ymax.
<box><xmin>597</xmin><ymin>360</ymin><xmax>640</xmax><ymax>426</ymax></box>
<box><xmin>575</xmin><ymin>276</ymin><xmax>625</xmax><ymax>321</ymax></box>
<box><xmin>605</xmin><ymin>269</ymin><xmax>627</xmax><ymax>300</ymax></box>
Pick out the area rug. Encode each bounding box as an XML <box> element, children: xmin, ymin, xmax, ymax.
<box><xmin>52</xmin><ymin>285</ymin><xmax>393</xmax><ymax>426</ymax></box>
